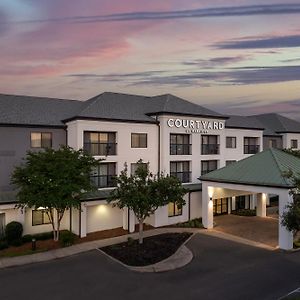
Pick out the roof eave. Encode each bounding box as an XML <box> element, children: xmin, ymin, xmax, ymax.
<box><xmin>146</xmin><ymin>111</ymin><xmax>228</xmax><ymax>120</ymax></box>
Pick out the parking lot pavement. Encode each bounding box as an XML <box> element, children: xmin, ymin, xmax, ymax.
<box><xmin>0</xmin><ymin>233</ymin><xmax>299</xmax><ymax>300</ymax></box>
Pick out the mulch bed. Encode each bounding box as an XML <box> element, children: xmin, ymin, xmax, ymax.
<box><xmin>100</xmin><ymin>232</ymin><xmax>192</xmax><ymax>267</ymax></box>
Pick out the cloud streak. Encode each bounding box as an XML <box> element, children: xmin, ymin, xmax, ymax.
<box><xmin>216</xmin><ymin>35</ymin><xmax>300</xmax><ymax>49</ymax></box>
<box><xmin>3</xmin><ymin>3</ymin><xmax>300</xmax><ymax>25</ymax></box>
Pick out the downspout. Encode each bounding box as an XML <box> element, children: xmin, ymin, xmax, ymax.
<box><xmin>156</xmin><ymin>115</ymin><xmax>161</xmax><ymax>175</ymax></box>
<box><xmin>79</xmin><ymin>207</ymin><xmax>81</xmax><ymax>237</ymax></box>
<box><xmin>127</xmin><ymin>208</ymin><xmax>130</xmax><ymax>234</ymax></box>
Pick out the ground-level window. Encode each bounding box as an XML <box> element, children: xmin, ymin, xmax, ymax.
<box><xmin>91</xmin><ymin>163</ymin><xmax>117</xmax><ymax>188</ymax></box>
<box><xmin>201</xmin><ymin>160</ymin><xmax>218</xmax><ymax>175</ymax></box>
<box><xmin>170</xmin><ymin>161</ymin><xmax>191</xmax><ymax>183</ymax></box>
<box><xmin>32</xmin><ymin>210</ymin><xmax>51</xmax><ymax>226</ymax></box>
<box><xmin>226</xmin><ymin>137</ymin><xmax>236</xmax><ymax>148</ymax></box>
<box><xmin>291</xmin><ymin>139</ymin><xmax>298</xmax><ymax>149</ymax></box>
<box><xmin>213</xmin><ymin>198</ymin><xmax>228</xmax><ymax>215</ymax></box>
<box><xmin>30</xmin><ymin>132</ymin><xmax>52</xmax><ymax>148</ymax></box>
<box><xmin>225</xmin><ymin>160</ymin><xmax>236</xmax><ymax>166</ymax></box>
<box><xmin>168</xmin><ymin>202</ymin><xmax>183</xmax><ymax>217</ymax></box>
<box><xmin>131</xmin><ymin>162</ymin><xmax>148</xmax><ymax>175</ymax></box>
<box><xmin>131</xmin><ymin>133</ymin><xmax>147</xmax><ymax>148</ymax></box>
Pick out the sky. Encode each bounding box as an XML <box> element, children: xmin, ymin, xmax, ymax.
<box><xmin>1</xmin><ymin>1</ymin><xmax>300</xmax><ymax>119</ymax></box>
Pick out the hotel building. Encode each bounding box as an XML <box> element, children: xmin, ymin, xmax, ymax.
<box><xmin>1</xmin><ymin>92</ymin><xmax>300</xmax><ymax>249</ymax></box>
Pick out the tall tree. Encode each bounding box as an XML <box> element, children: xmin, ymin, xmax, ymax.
<box><xmin>12</xmin><ymin>146</ymin><xmax>99</xmax><ymax>241</ymax></box>
<box><xmin>282</xmin><ymin>170</ymin><xmax>300</xmax><ymax>239</ymax></box>
<box><xmin>108</xmin><ymin>161</ymin><xmax>187</xmax><ymax>244</ymax></box>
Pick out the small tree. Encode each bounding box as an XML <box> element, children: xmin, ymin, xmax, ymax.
<box><xmin>11</xmin><ymin>146</ymin><xmax>99</xmax><ymax>241</ymax></box>
<box><xmin>281</xmin><ymin>170</ymin><xmax>300</xmax><ymax>239</ymax></box>
<box><xmin>108</xmin><ymin>161</ymin><xmax>187</xmax><ymax>244</ymax></box>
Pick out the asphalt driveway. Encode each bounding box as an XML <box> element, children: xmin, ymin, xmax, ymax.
<box><xmin>214</xmin><ymin>214</ymin><xmax>278</xmax><ymax>247</ymax></box>
<box><xmin>0</xmin><ymin>233</ymin><xmax>299</xmax><ymax>300</ymax></box>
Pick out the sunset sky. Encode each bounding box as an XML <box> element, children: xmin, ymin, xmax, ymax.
<box><xmin>1</xmin><ymin>1</ymin><xmax>300</xmax><ymax>119</ymax></box>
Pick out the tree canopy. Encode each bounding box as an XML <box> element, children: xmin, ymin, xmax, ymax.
<box><xmin>11</xmin><ymin>146</ymin><xmax>99</xmax><ymax>240</ymax></box>
<box><xmin>108</xmin><ymin>161</ymin><xmax>187</xmax><ymax>244</ymax></box>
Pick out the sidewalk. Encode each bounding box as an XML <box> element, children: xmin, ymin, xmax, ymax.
<box><xmin>0</xmin><ymin>227</ymin><xmax>198</xmax><ymax>269</ymax></box>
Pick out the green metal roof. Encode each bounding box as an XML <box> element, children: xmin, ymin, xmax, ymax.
<box><xmin>0</xmin><ymin>191</ymin><xmax>18</xmax><ymax>204</ymax></box>
<box><xmin>200</xmin><ymin>148</ymin><xmax>300</xmax><ymax>188</ymax></box>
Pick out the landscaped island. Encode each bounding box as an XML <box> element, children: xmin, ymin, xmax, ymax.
<box><xmin>100</xmin><ymin>232</ymin><xmax>192</xmax><ymax>266</ymax></box>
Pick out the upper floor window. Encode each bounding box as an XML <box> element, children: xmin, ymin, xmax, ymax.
<box><xmin>244</xmin><ymin>137</ymin><xmax>259</xmax><ymax>154</ymax></box>
<box><xmin>91</xmin><ymin>162</ymin><xmax>116</xmax><ymax>188</ymax></box>
<box><xmin>131</xmin><ymin>133</ymin><xmax>147</xmax><ymax>148</ymax></box>
<box><xmin>32</xmin><ymin>209</ymin><xmax>51</xmax><ymax>226</ymax></box>
<box><xmin>170</xmin><ymin>134</ymin><xmax>191</xmax><ymax>155</ymax></box>
<box><xmin>291</xmin><ymin>139</ymin><xmax>298</xmax><ymax>149</ymax></box>
<box><xmin>31</xmin><ymin>132</ymin><xmax>52</xmax><ymax>148</ymax></box>
<box><xmin>226</xmin><ymin>137</ymin><xmax>236</xmax><ymax>149</ymax></box>
<box><xmin>201</xmin><ymin>160</ymin><xmax>218</xmax><ymax>176</ymax></box>
<box><xmin>84</xmin><ymin>132</ymin><xmax>116</xmax><ymax>156</ymax></box>
<box><xmin>268</xmin><ymin>139</ymin><xmax>278</xmax><ymax>148</ymax></box>
<box><xmin>131</xmin><ymin>162</ymin><xmax>148</xmax><ymax>175</ymax></box>
<box><xmin>201</xmin><ymin>135</ymin><xmax>220</xmax><ymax>155</ymax></box>
<box><xmin>170</xmin><ymin>161</ymin><xmax>191</xmax><ymax>183</ymax></box>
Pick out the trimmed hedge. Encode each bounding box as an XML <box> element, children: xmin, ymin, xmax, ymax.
<box><xmin>59</xmin><ymin>231</ymin><xmax>76</xmax><ymax>247</ymax></box>
<box><xmin>5</xmin><ymin>221</ymin><xmax>23</xmax><ymax>245</ymax></box>
<box><xmin>232</xmin><ymin>209</ymin><xmax>256</xmax><ymax>217</ymax></box>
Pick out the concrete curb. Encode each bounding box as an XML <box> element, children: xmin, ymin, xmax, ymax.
<box><xmin>0</xmin><ymin>228</ymin><xmax>199</xmax><ymax>269</ymax></box>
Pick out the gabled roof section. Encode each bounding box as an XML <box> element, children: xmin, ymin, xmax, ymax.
<box><xmin>65</xmin><ymin>92</ymin><xmax>157</xmax><ymax>123</ymax></box>
<box><xmin>225</xmin><ymin>115</ymin><xmax>265</xmax><ymax>130</ymax></box>
<box><xmin>0</xmin><ymin>94</ymin><xmax>83</xmax><ymax>127</ymax></box>
<box><xmin>249</xmin><ymin>113</ymin><xmax>300</xmax><ymax>135</ymax></box>
<box><xmin>200</xmin><ymin>148</ymin><xmax>300</xmax><ymax>188</ymax></box>
<box><xmin>145</xmin><ymin>94</ymin><xmax>226</xmax><ymax>119</ymax></box>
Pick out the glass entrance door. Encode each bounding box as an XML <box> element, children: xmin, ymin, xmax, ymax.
<box><xmin>213</xmin><ymin>198</ymin><xmax>228</xmax><ymax>215</ymax></box>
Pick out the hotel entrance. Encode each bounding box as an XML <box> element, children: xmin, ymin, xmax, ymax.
<box><xmin>213</xmin><ymin>198</ymin><xmax>228</xmax><ymax>216</ymax></box>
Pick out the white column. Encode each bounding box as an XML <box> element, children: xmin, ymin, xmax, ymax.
<box><xmin>129</xmin><ymin>210</ymin><xmax>135</xmax><ymax>233</ymax></box>
<box><xmin>80</xmin><ymin>203</ymin><xmax>87</xmax><ymax>238</ymax></box>
<box><xmin>256</xmin><ymin>193</ymin><xmax>267</xmax><ymax>217</ymax></box>
<box><xmin>231</xmin><ymin>196</ymin><xmax>236</xmax><ymax>211</ymax></box>
<box><xmin>278</xmin><ymin>190</ymin><xmax>294</xmax><ymax>250</ymax></box>
<box><xmin>228</xmin><ymin>197</ymin><xmax>231</xmax><ymax>214</ymax></box>
<box><xmin>245</xmin><ymin>195</ymin><xmax>250</xmax><ymax>209</ymax></box>
<box><xmin>202</xmin><ymin>183</ymin><xmax>214</xmax><ymax>229</ymax></box>
<box><xmin>250</xmin><ymin>194</ymin><xmax>256</xmax><ymax>210</ymax></box>
<box><xmin>266</xmin><ymin>194</ymin><xmax>270</xmax><ymax>206</ymax></box>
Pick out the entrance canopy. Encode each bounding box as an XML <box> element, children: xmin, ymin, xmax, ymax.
<box><xmin>199</xmin><ymin>148</ymin><xmax>300</xmax><ymax>250</ymax></box>
<box><xmin>200</xmin><ymin>148</ymin><xmax>300</xmax><ymax>189</ymax></box>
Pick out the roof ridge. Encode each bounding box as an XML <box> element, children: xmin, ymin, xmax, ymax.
<box><xmin>269</xmin><ymin>148</ymin><xmax>290</xmax><ymax>185</ymax></box>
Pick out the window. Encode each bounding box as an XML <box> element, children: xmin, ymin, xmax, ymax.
<box><xmin>226</xmin><ymin>137</ymin><xmax>236</xmax><ymax>148</ymax></box>
<box><xmin>30</xmin><ymin>132</ymin><xmax>52</xmax><ymax>148</ymax></box>
<box><xmin>291</xmin><ymin>139</ymin><xmax>298</xmax><ymax>149</ymax></box>
<box><xmin>226</xmin><ymin>160</ymin><xmax>236</xmax><ymax>166</ymax></box>
<box><xmin>269</xmin><ymin>139</ymin><xmax>277</xmax><ymax>148</ymax></box>
<box><xmin>91</xmin><ymin>163</ymin><xmax>116</xmax><ymax>188</ymax></box>
<box><xmin>32</xmin><ymin>210</ymin><xmax>51</xmax><ymax>226</ymax></box>
<box><xmin>84</xmin><ymin>132</ymin><xmax>116</xmax><ymax>156</ymax></box>
<box><xmin>244</xmin><ymin>137</ymin><xmax>259</xmax><ymax>154</ymax></box>
<box><xmin>201</xmin><ymin>135</ymin><xmax>220</xmax><ymax>155</ymax></box>
<box><xmin>131</xmin><ymin>133</ymin><xmax>147</xmax><ymax>148</ymax></box>
<box><xmin>131</xmin><ymin>162</ymin><xmax>148</xmax><ymax>175</ymax></box>
<box><xmin>168</xmin><ymin>202</ymin><xmax>183</xmax><ymax>217</ymax></box>
<box><xmin>170</xmin><ymin>161</ymin><xmax>191</xmax><ymax>183</ymax></box>
<box><xmin>201</xmin><ymin>160</ymin><xmax>218</xmax><ymax>175</ymax></box>
<box><xmin>170</xmin><ymin>134</ymin><xmax>191</xmax><ymax>155</ymax></box>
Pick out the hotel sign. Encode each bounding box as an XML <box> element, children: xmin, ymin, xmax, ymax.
<box><xmin>167</xmin><ymin>118</ymin><xmax>224</xmax><ymax>133</ymax></box>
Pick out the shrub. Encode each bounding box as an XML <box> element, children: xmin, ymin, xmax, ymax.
<box><xmin>0</xmin><ymin>240</ymin><xmax>8</xmax><ymax>250</ymax></box>
<box><xmin>33</xmin><ymin>232</ymin><xmax>53</xmax><ymax>241</ymax></box>
<box><xmin>59</xmin><ymin>231</ymin><xmax>76</xmax><ymax>247</ymax></box>
<box><xmin>294</xmin><ymin>239</ymin><xmax>300</xmax><ymax>248</ymax></box>
<box><xmin>22</xmin><ymin>234</ymin><xmax>33</xmax><ymax>243</ymax></box>
<box><xmin>174</xmin><ymin>218</ymin><xmax>203</xmax><ymax>228</ymax></box>
<box><xmin>5</xmin><ymin>221</ymin><xmax>23</xmax><ymax>245</ymax></box>
<box><xmin>232</xmin><ymin>209</ymin><xmax>256</xmax><ymax>217</ymax></box>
